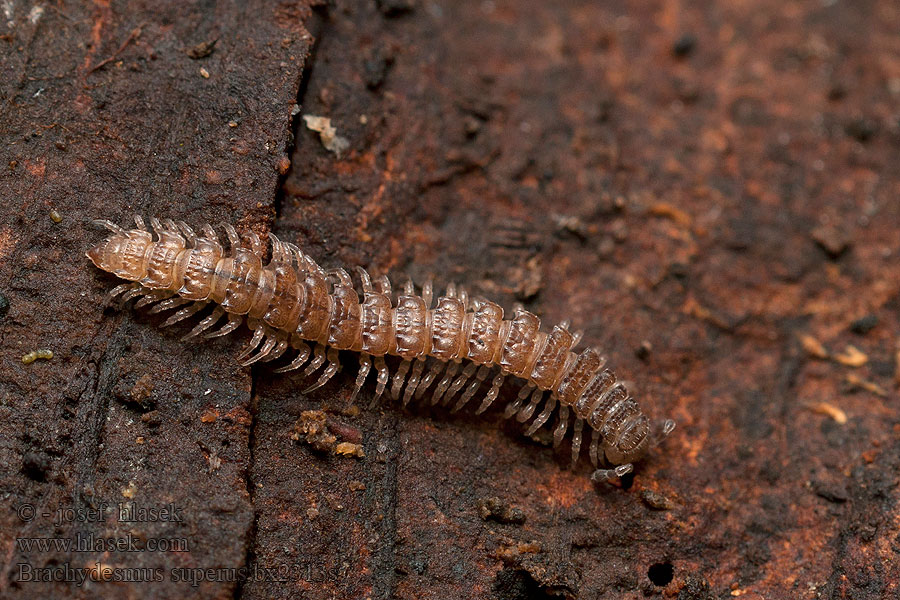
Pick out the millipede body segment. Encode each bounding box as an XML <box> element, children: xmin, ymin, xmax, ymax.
<box><xmin>87</xmin><ymin>216</ymin><xmax>674</xmax><ymax>481</ymax></box>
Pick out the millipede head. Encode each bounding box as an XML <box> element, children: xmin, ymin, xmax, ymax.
<box><xmin>86</xmin><ymin>219</ymin><xmax>153</xmax><ymax>281</ymax></box>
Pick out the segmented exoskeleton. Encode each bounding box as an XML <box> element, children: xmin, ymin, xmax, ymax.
<box><xmin>87</xmin><ymin>216</ymin><xmax>674</xmax><ymax>481</ymax></box>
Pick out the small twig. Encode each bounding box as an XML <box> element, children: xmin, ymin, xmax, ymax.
<box><xmin>87</xmin><ymin>23</ymin><xmax>146</xmax><ymax>74</ymax></box>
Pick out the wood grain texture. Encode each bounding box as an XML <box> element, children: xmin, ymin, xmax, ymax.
<box><xmin>3</xmin><ymin>0</ymin><xmax>900</xmax><ymax>599</ymax></box>
<box><xmin>0</xmin><ymin>1</ymin><xmax>313</xmax><ymax>598</ymax></box>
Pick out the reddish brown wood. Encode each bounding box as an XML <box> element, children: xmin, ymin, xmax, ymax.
<box><xmin>3</xmin><ymin>0</ymin><xmax>900</xmax><ymax>598</ymax></box>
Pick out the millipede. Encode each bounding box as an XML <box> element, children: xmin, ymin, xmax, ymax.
<box><xmin>86</xmin><ymin>215</ymin><xmax>675</xmax><ymax>482</ymax></box>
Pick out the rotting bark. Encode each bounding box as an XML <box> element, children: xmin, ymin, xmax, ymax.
<box><xmin>0</xmin><ymin>1</ymin><xmax>313</xmax><ymax>598</ymax></box>
<box><xmin>3</xmin><ymin>0</ymin><xmax>900</xmax><ymax>599</ymax></box>
<box><xmin>249</xmin><ymin>1</ymin><xmax>900</xmax><ymax>599</ymax></box>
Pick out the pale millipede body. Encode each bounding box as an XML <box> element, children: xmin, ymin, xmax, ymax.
<box><xmin>86</xmin><ymin>216</ymin><xmax>675</xmax><ymax>481</ymax></box>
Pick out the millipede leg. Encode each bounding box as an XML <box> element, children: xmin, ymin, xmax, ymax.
<box><xmin>242</xmin><ymin>335</ymin><xmax>277</xmax><ymax>366</ymax></box>
<box><xmin>591</xmin><ymin>463</ymin><xmax>633</xmax><ymax>483</ymax></box>
<box><xmin>372</xmin><ymin>355</ymin><xmax>390</xmax><ymax>405</ymax></box>
<box><xmin>306</xmin><ymin>255</ymin><xmax>325</xmax><ymax>276</ymax></box>
<box><xmin>268</xmin><ymin>234</ymin><xmax>285</xmax><ymax>263</ymax></box>
<box><xmin>475</xmin><ymin>372</ymin><xmax>506</xmax><ymax>414</ymax></box>
<box><xmin>349</xmin><ymin>354</ymin><xmax>372</xmax><ymax>405</ymax></box>
<box><xmin>327</xmin><ymin>268</ymin><xmax>353</xmax><ymax>287</ymax></box>
<box><xmin>177</xmin><ymin>221</ymin><xmax>197</xmax><ymax>245</ymax></box>
<box><xmin>553</xmin><ymin>405</ymin><xmax>570</xmax><ymax>447</ymax></box>
<box><xmin>201</xmin><ymin>223</ymin><xmax>217</xmax><ymax>241</ymax></box>
<box><xmin>284</xmin><ymin>243</ymin><xmax>301</xmax><ymax>269</ymax></box>
<box><xmin>356</xmin><ymin>266</ymin><xmax>374</xmax><ymax>293</ymax></box>
<box><xmin>570</xmin><ymin>418</ymin><xmax>585</xmax><ymax>467</ymax></box>
<box><xmin>149</xmin><ymin>217</ymin><xmax>164</xmax><ymax>237</ymax></box>
<box><xmin>391</xmin><ymin>359</ymin><xmax>411</xmax><ymax>401</ymax></box>
<box><xmin>120</xmin><ymin>285</ymin><xmax>148</xmax><ymax>303</ymax></box>
<box><xmin>453</xmin><ymin>366</ymin><xmax>491</xmax><ymax>413</ymax></box>
<box><xmin>148</xmin><ymin>296</ymin><xmax>191</xmax><ymax>314</ymax></box>
<box><xmin>571</xmin><ymin>330</ymin><xmax>584</xmax><ymax>347</ymax></box>
<box><xmin>402</xmin><ymin>358</ymin><xmax>425</xmax><ymax>406</ymax></box>
<box><xmin>107</xmin><ymin>283</ymin><xmax>136</xmax><ymax>303</ymax></box>
<box><xmin>504</xmin><ymin>383</ymin><xmax>534</xmax><ymax>419</ymax></box>
<box><xmin>162</xmin><ymin>301</ymin><xmax>207</xmax><ymax>328</ymax></box>
<box><xmin>589</xmin><ymin>427</ymin><xmax>601</xmax><ymax>467</ymax></box>
<box><xmin>261</xmin><ymin>337</ymin><xmax>289</xmax><ymax>362</ymax></box>
<box><xmin>415</xmin><ymin>361</ymin><xmax>444</xmax><ymax>399</ymax></box>
<box><xmin>422</xmin><ymin>278</ymin><xmax>433</xmax><ymax>308</ymax></box>
<box><xmin>205</xmin><ymin>313</ymin><xmax>243</xmax><ymax>339</ymax></box>
<box><xmin>92</xmin><ymin>219</ymin><xmax>126</xmax><ymax>236</ymax></box>
<box><xmin>444</xmin><ymin>362</ymin><xmax>477</xmax><ymax>405</ymax></box>
<box><xmin>376</xmin><ymin>274</ymin><xmax>392</xmax><ymax>296</ymax></box>
<box><xmin>223</xmin><ymin>223</ymin><xmax>241</xmax><ymax>250</ymax></box>
<box><xmin>516</xmin><ymin>387</ymin><xmax>544</xmax><ymax>423</ymax></box>
<box><xmin>302</xmin><ymin>344</ymin><xmax>326</xmax><ymax>379</ymax></box>
<box><xmin>139</xmin><ymin>291</ymin><xmax>166</xmax><ymax>314</ymax></box>
<box><xmin>431</xmin><ymin>361</ymin><xmax>459</xmax><ymax>404</ymax></box>
<box><xmin>183</xmin><ymin>306</ymin><xmax>223</xmax><ymax>339</ymax></box>
<box><xmin>304</xmin><ymin>347</ymin><xmax>340</xmax><ymax>393</ymax></box>
<box><xmin>524</xmin><ymin>395</ymin><xmax>557</xmax><ymax>436</ymax></box>
<box><xmin>134</xmin><ymin>290</ymin><xmax>171</xmax><ymax>309</ymax></box>
<box><xmin>237</xmin><ymin>325</ymin><xmax>266</xmax><ymax>360</ymax></box>
<box><xmin>651</xmin><ymin>419</ymin><xmax>677</xmax><ymax>447</ymax></box>
<box><xmin>247</xmin><ymin>231</ymin><xmax>265</xmax><ymax>258</ymax></box>
<box><xmin>273</xmin><ymin>342</ymin><xmax>311</xmax><ymax>373</ymax></box>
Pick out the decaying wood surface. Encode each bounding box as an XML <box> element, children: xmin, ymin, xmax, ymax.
<box><xmin>2</xmin><ymin>1</ymin><xmax>899</xmax><ymax>598</ymax></box>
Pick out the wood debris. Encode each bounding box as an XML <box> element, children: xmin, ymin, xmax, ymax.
<box><xmin>303</xmin><ymin>115</ymin><xmax>350</xmax><ymax>156</ymax></box>
<box><xmin>799</xmin><ymin>334</ymin><xmax>828</xmax><ymax>359</ymax></box>
<box><xmin>805</xmin><ymin>401</ymin><xmax>847</xmax><ymax>424</ymax></box>
<box><xmin>833</xmin><ymin>345</ymin><xmax>868</xmax><ymax>367</ymax></box>
<box><xmin>844</xmin><ymin>374</ymin><xmax>887</xmax><ymax>397</ymax></box>
<box><xmin>648</xmin><ymin>202</ymin><xmax>693</xmax><ymax>227</ymax></box>
<box><xmin>335</xmin><ymin>442</ymin><xmax>365</xmax><ymax>458</ymax></box>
